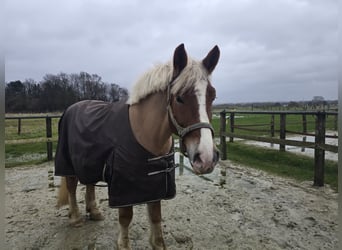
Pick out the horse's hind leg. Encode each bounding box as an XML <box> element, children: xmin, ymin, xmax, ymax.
<box><xmin>117</xmin><ymin>206</ymin><xmax>133</xmax><ymax>250</ymax></box>
<box><xmin>65</xmin><ymin>176</ymin><xmax>83</xmax><ymax>227</ymax></box>
<box><xmin>147</xmin><ymin>201</ymin><xmax>167</xmax><ymax>250</ymax></box>
<box><xmin>85</xmin><ymin>184</ymin><xmax>104</xmax><ymax>221</ymax></box>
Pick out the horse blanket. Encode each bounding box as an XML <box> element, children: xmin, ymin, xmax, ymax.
<box><xmin>55</xmin><ymin>99</ymin><xmax>176</xmax><ymax>207</ymax></box>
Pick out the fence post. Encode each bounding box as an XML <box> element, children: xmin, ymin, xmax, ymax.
<box><xmin>270</xmin><ymin>115</ymin><xmax>275</xmax><ymax>147</ymax></box>
<box><xmin>279</xmin><ymin>113</ymin><xmax>286</xmax><ymax>151</ymax></box>
<box><xmin>179</xmin><ymin>153</ymin><xmax>184</xmax><ymax>175</ymax></box>
<box><xmin>17</xmin><ymin>118</ymin><xmax>21</xmax><ymax>135</ymax></box>
<box><xmin>220</xmin><ymin>110</ymin><xmax>227</xmax><ymax>160</ymax></box>
<box><xmin>302</xmin><ymin>114</ymin><xmax>307</xmax><ymax>152</ymax></box>
<box><xmin>229</xmin><ymin>112</ymin><xmax>235</xmax><ymax>143</ymax></box>
<box><xmin>314</xmin><ymin>112</ymin><xmax>326</xmax><ymax>187</ymax></box>
<box><xmin>270</xmin><ymin>115</ymin><xmax>275</xmax><ymax>137</ymax></box>
<box><xmin>46</xmin><ymin>116</ymin><xmax>53</xmax><ymax>161</ymax></box>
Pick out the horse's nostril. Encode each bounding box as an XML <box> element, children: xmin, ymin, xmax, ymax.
<box><xmin>193</xmin><ymin>152</ymin><xmax>201</xmax><ymax>163</ymax></box>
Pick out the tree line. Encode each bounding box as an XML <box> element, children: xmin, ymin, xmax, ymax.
<box><xmin>5</xmin><ymin>72</ymin><xmax>128</xmax><ymax>113</ymax></box>
<box><xmin>214</xmin><ymin>97</ymin><xmax>337</xmax><ymax>111</ymax></box>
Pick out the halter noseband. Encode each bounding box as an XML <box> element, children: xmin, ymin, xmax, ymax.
<box><xmin>166</xmin><ymin>78</ymin><xmax>214</xmax><ymax>156</ymax></box>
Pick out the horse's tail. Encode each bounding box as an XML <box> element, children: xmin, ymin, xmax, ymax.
<box><xmin>56</xmin><ymin>177</ymin><xmax>69</xmax><ymax>208</ymax></box>
<box><xmin>56</xmin><ymin>111</ymin><xmax>70</xmax><ymax>209</ymax></box>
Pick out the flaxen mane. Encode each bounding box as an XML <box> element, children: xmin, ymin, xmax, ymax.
<box><xmin>127</xmin><ymin>58</ymin><xmax>210</xmax><ymax>105</ymax></box>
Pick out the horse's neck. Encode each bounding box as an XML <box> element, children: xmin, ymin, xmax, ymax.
<box><xmin>128</xmin><ymin>92</ymin><xmax>173</xmax><ymax>156</ymax></box>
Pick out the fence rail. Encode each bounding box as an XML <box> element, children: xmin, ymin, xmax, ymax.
<box><xmin>219</xmin><ymin>110</ymin><xmax>338</xmax><ymax>187</ymax></box>
<box><xmin>5</xmin><ymin>115</ymin><xmax>189</xmax><ymax>175</ymax></box>
<box><xmin>5</xmin><ymin>110</ymin><xmax>338</xmax><ymax>186</ymax></box>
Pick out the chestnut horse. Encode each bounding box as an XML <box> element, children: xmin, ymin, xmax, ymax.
<box><xmin>55</xmin><ymin>44</ymin><xmax>220</xmax><ymax>250</ymax></box>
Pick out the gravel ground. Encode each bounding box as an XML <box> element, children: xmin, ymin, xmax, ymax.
<box><xmin>5</xmin><ymin>161</ymin><xmax>338</xmax><ymax>250</ymax></box>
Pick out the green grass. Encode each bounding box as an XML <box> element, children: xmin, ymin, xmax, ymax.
<box><xmin>5</xmin><ymin>117</ymin><xmax>60</xmax><ymax>140</ymax></box>
<box><xmin>225</xmin><ymin>142</ymin><xmax>338</xmax><ymax>191</ymax></box>
<box><xmin>5</xmin><ymin>116</ymin><xmax>60</xmax><ymax>167</ymax></box>
<box><xmin>5</xmin><ymin>142</ymin><xmax>55</xmax><ymax>168</ymax></box>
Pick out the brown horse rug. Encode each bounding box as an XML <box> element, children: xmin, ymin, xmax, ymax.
<box><xmin>55</xmin><ymin>100</ymin><xmax>176</xmax><ymax>207</ymax></box>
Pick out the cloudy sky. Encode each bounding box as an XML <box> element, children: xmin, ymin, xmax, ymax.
<box><xmin>5</xmin><ymin>0</ymin><xmax>338</xmax><ymax>103</ymax></box>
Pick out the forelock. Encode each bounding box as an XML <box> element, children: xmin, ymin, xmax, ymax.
<box><xmin>170</xmin><ymin>59</ymin><xmax>209</xmax><ymax>96</ymax></box>
<box><xmin>127</xmin><ymin>57</ymin><xmax>209</xmax><ymax>104</ymax></box>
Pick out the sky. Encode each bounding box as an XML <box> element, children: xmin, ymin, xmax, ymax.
<box><xmin>5</xmin><ymin>0</ymin><xmax>338</xmax><ymax>103</ymax></box>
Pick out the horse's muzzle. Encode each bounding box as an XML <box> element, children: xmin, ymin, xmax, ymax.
<box><xmin>189</xmin><ymin>147</ymin><xmax>219</xmax><ymax>175</ymax></box>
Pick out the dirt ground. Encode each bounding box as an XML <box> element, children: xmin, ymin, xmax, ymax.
<box><xmin>5</xmin><ymin>161</ymin><xmax>338</xmax><ymax>250</ymax></box>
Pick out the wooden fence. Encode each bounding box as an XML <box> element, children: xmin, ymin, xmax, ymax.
<box><xmin>6</xmin><ymin>111</ymin><xmax>338</xmax><ymax>186</ymax></box>
<box><xmin>5</xmin><ymin>115</ymin><xmax>61</xmax><ymax>161</ymax></box>
<box><xmin>219</xmin><ymin>110</ymin><xmax>338</xmax><ymax>187</ymax></box>
<box><xmin>5</xmin><ymin>115</ymin><xmax>190</xmax><ymax>177</ymax></box>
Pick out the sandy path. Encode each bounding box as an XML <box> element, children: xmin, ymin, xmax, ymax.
<box><xmin>5</xmin><ymin>161</ymin><xmax>337</xmax><ymax>250</ymax></box>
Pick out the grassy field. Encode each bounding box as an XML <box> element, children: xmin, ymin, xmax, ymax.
<box><xmin>5</xmin><ymin>112</ymin><xmax>338</xmax><ymax>190</ymax></box>
<box><xmin>5</xmin><ymin>117</ymin><xmax>60</xmax><ymax>167</ymax></box>
<box><xmin>5</xmin><ymin>142</ymin><xmax>56</xmax><ymax>168</ymax></box>
<box><xmin>211</xmin><ymin>112</ymin><xmax>338</xmax><ymax>137</ymax></box>
<box><xmin>5</xmin><ymin>117</ymin><xmax>60</xmax><ymax>141</ymax></box>
<box><xmin>226</xmin><ymin>142</ymin><xmax>337</xmax><ymax>191</ymax></box>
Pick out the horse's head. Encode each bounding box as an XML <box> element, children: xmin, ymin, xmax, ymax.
<box><xmin>168</xmin><ymin>44</ymin><xmax>220</xmax><ymax>175</ymax></box>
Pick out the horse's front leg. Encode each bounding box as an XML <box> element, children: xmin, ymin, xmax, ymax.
<box><xmin>147</xmin><ymin>201</ymin><xmax>167</xmax><ymax>250</ymax></box>
<box><xmin>85</xmin><ymin>184</ymin><xmax>104</xmax><ymax>221</ymax></box>
<box><xmin>117</xmin><ymin>206</ymin><xmax>133</xmax><ymax>250</ymax></box>
<box><xmin>65</xmin><ymin>176</ymin><xmax>83</xmax><ymax>227</ymax></box>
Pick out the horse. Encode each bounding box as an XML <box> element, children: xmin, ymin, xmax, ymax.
<box><xmin>55</xmin><ymin>43</ymin><xmax>220</xmax><ymax>250</ymax></box>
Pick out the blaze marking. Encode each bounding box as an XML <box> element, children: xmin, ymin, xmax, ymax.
<box><xmin>195</xmin><ymin>80</ymin><xmax>214</xmax><ymax>162</ymax></box>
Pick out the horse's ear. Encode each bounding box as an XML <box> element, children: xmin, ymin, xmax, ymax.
<box><xmin>202</xmin><ymin>45</ymin><xmax>220</xmax><ymax>74</ymax></box>
<box><xmin>173</xmin><ymin>43</ymin><xmax>188</xmax><ymax>79</ymax></box>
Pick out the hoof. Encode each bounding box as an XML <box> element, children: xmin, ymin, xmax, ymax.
<box><xmin>117</xmin><ymin>234</ymin><xmax>132</xmax><ymax>250</ymax></box>
<box><xmin>117</xmin><ymin>240</ymin><xmax>132</xmax><ymax>250</ymax></box>
<box><xmin>150</xmin><ymin>242</ymin><xmax>167</xmax><ymax>250</ymax></box>
<box><xmin>89</xmin><ymin>211</ymin><xmax>105</xmax><ymax>221</ymax></box>
<box><xmin>69</xmin><ymin>217</ymin><xmax>84</xmax><ymax>227</ymax></box>
<box><xmin>150</xmin><ymin>236</ymin><xmax>167</xmax><ymax>250</ymax></box>
<box><xmin>152</xmin><ymin>246</ymin><xmax>167</xmax><ymax>250</ymax></box>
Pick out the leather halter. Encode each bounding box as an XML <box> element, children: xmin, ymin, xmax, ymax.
<box><xmin>166</xmin><ymin>78</ymin><xmax>214</xmax><ymax>155</ymax></box>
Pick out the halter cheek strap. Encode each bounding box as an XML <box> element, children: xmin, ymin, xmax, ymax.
<box><xmin>166</xmin><ymin>81</ymin><xmax>214</xmax><ymax>155</ymax></box>
<box><xmin>167</xmin><ymin>105</ymin><xmax>214</xmax><ymax>138</ymax></box>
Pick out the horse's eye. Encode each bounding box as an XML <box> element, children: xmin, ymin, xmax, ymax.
<box><xmin>208</xmin><ymin>93</ymin><xmax>216</xmax><ymax>102</ymax></box>
<box><xmin>176</xmin><ymin>96</ymin><xmax>184</xmax><ymax>104</ymax></box>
